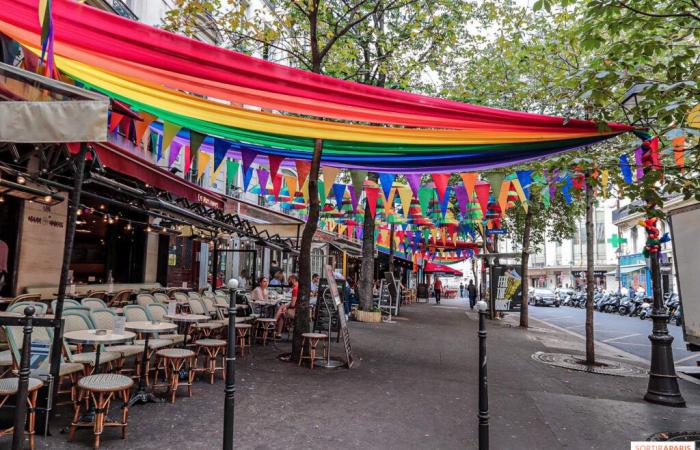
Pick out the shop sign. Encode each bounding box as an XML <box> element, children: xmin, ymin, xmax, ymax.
<box><xmin>26</xmin><ymin>205</ymin><xmax>64</xmax><ymax>229</ymax></box>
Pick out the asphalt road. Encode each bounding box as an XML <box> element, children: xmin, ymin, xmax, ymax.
<box><xmin>529</xmin><ymin>304</ymin><xmax>699</xmax><ymax>365</ymax></box>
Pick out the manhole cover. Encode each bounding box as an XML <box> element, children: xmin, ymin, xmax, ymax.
<box><xmin>648</xmin><ymin>431</ymin><xmax>700</xmax><ymax>443</ymax></box>
<box><xmin>531</xmin><ymin>352</ymin><xmax>647</xmax><ymax>377</ymax></box>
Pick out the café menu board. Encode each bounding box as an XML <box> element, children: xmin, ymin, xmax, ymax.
<box><xmin>325</xmin><ymin>265</ymin><xmax>354</xmax><ymax>368</ymax></box>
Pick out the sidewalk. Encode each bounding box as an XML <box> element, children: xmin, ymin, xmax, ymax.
<box><xmin>37</xmin><ymin>298</ymin><xmax>700</xmax><ymax>450</ymax></box>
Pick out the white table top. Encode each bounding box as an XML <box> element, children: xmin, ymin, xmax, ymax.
<box><xmin>63</xmin><ymin>329</ymin><xmax>136</xmax><ymax>345</ymax></box>
<box><xmin>125</xmin><ymin>321</ymin><xmax>178</xmax><ymax>334</ymax></box>
<box><xmin>165</xmin><ymin>314</ymin><xmax>209</xmax><ymax>323</ymax></box>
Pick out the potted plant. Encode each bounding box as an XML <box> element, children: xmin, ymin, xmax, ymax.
<box><xmin>354</xmin><ymin>306</ymin><xmax>382</xmax><ymax>323</ymax></box>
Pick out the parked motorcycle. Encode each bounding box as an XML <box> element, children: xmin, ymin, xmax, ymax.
<box><xmin>639</xmin><ymin>298</ymin><xmax>653</xmax><ymax>320</ymax></box>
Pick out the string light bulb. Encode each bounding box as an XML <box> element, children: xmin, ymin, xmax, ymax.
<box><xmin>43</xmin><ymin>195</ymin><xmax>52</xmax><ymax>203</ymax></box>
<box><xmin>17</xmin><ymin>176</ymin><xmax>25</xmax><ymax>184</ymax></box>
<box><xmin>125</xmin><ymin>222</ymin><xmax>133</xmax><ymax>231</ymax></box>
<box><xmin>146</xmin><ymin>226</ymin><xmax>152</xmax><ymax>233</ymax></box>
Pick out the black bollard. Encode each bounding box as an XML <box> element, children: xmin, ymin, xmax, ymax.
<box><xmin>477</xmin><ymin>300</ymin><xmax>489</xmax><ymax>450</ymax></box>
<box><xmin>223</xmin><ymin>280</ymin><xmax>238</xmax><ymax>450</ymax></box>
<box><xmin>13</xmin><ymin>306</ymin><xmax>35</xmax><ymax>450</ymax></box>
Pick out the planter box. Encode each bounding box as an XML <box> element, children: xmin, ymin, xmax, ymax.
<box><xmin>355</xmin><ymin>310</ymin><xmax>382</xmax><ymax>323</ymax></box>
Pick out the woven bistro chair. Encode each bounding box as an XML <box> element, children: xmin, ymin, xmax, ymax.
<box><xmin>153</xmin><ymin>348</ymin><xmax>196</xmax><ymax>403</ymax></box>
<box><xmin>108</xmin><ymin>289</ymin><xmax>133</xmax><ymax>308</ymax></box>
<box><xmin>123</xmin><ymin>305</ymin><xmax>173</xmax><ymax>384</ymax></box>
<box><xmin>68</xmin><ymin>373</ymin><xmax>134</xmax><ymax>449</ymax></box>
<box><xmin>188</xmin><ymin>299</ymin><xmax>224</xmax><ymax>339</ymax></box>
<box><xmin>152</xmin><ymin>292</ymin><xmax>171</xmax><ymax>304</ymax></box>
<box><xmin>7</xmin><ymin>302</ymin><xmax>48</xmax><ymax>316</ymax></box>
<box><xmin>145</xmin><ymin>304</ymin><xmax>187</xmax><ymax>345</ymax></box>
<box><xmin>62</xmin><ymin>310</ymin><xmax>122</xmax><ymax>376</ymax></box>
<box><xmin>86</xmin><ymin>290</ymin><xmax>108</xmax><ymax>301</ymax></box>
<box><xmin>136</xmin><ymin>293</ymin><xmax>156</xmax><ymax>307</ymax></box>
<box><xmin>89</xmin><ymin>308</ymin><xmax>143</xmax><ymax>373</ymax></box>
<box><xmin>81</xmin><ymin>297</ymin><xmax>108</xmax><ymax>310</ymax></box>
<box><xmin>194</xmin><ymin>338</ymin><xmax>226</xmax><ymax>384</ymax></box>
<box><xmin>50</xmin><ymin>299</ymin><xmax>82</xmax><ymax>314</ymax></box>
<box><xmin>0</xmin><ymin>377</ymin><xmax>44</xmax><ymax>450</ymax></box>
<box><xmin>8</xmin><ymin>293</ymin><xmax>42</xmax><ymax>307</ymax></box>
<box><xmin>187</xmin><ymin>291</ymin><xmax>202</xmax><ymax>300</ymax></box>
<box><xmin>4</xmin><ymin>324</ymin><xmax>83</xmax><ymax>406</ymax></box>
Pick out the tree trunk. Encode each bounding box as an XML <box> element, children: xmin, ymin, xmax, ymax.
<box><xmin>519</xmin><ymin>206</ymin><xmax>533</xmax><ymax>328</ymax></box>
<box><xmin>358</xmin><ymin>172</ymin><xmax>378</xmax><ymax>310</ymax></box>
<box><xmin>292</xmin><ymin>138</ymin><xmax>323</xmax><ymax>361</ymax></box>
<box><xmin>585</xmin><ymin>179</ymin><xmax>595</xmax><ymax>365</ymax></box>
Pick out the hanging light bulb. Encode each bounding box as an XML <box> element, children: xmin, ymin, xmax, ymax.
<box><xmin>43</xmin><ymin>195</ymin><xmax>52</xmax><ymax>203</ymax></box>
<box><xmin>108</xmin><ymin>216</ymin><xmax>115</xmax><ymax>225</ymax></box>
<box><xmin>125</xmin><ymin>222</ymin><xmax>133</xmax><ymax>231</ymax></box>
<box><xmin>146</xmin><ymin>226</ymin><xmax>153</xmax><ymax>233</ymax></box>
<box><xmin>0</xmin><ymin>196</ymin><xmax>4</xmax><ymax>203</ymax></box>
<box><xmin>76</xmin><ymin>209</ymin><xmax>82</xmax><ymax>216</ymax></box>
<box><xmin>16</xmin><ymin>175</ymin><xmax>26</xmax><ymax>184</ymax></box>
<box><xmin>99</xmin><ymin>204</ymin><xmax>106</xmax><ymax>210</ymax></box>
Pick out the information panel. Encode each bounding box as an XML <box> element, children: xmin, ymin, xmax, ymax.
<box><xmin>324</xmin><ymin>265</ymin><xmax>354</xmax><ymax>368</ymax></box>
<box><xmin>490</xmin><ymin>265</ymin><xmax>523</xmax><ymax>311</ymax></box>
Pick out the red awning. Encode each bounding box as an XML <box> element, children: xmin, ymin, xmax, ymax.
<box><xmin>70</xmin><ymin>141</ymin><xmax>225</xmax><ymax>209</ymax></box>
<box><xmin>424</xmin><ymin>262</ymin><xmax>463</xmax><ymax>276</ymax></box>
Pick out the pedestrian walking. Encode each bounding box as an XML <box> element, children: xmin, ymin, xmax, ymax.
<box><xmin>467</xmin><ymin>280</ymin><xmax>477</xmax><ymax>309</ymax></box>
<box><xmin>459</xmin><ymin>282</ymin><xmax>465</xmax><ymax>298</ymax></box>
<box><xmin>434</xmin><ymin>277</ymin><xmax>442</xmax><ymax>305</ymax></box>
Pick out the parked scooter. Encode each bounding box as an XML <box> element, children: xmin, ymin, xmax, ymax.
<box><xmin>673</xmin><ymin>305</ymin><xmax>683</xmax><ymax>326</ymax></box>
<box><xmin>639</xmin><ymin>298</ymin><xmax>653</xmax><ymax>320</ymax></box>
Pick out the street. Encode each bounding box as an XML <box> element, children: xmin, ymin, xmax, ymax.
<box><xmin>529</xmin><ymin>305</ymin><xmax>699</xmax><ymax>365</ymax></box>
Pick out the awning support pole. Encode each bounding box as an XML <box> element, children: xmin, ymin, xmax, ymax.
<box><xmin>49</xmin><ymin>143</ymin><xmax>87</xmax><ymax>407</ymax></box>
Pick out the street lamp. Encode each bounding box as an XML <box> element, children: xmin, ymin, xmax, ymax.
<box><xmin>223</xmin><ymin>278</ymin><xmax>238</xmax><ymax>450</ymax></box>
<box><xmin>477</xmin><ymin>300</ymin><xmax>489</xmax><ymax>450</ymax></box>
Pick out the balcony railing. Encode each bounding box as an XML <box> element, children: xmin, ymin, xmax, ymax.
<box><xmin>105</xmin><ymin>0</ymin><xmax>138</xmax><ymax>20</ymax></box>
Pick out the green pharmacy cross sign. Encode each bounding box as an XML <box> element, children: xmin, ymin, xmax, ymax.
<box><xmin>608</xmin><ymin>234</ymin><xmax>627</xmax><ymax>248</ymax></box>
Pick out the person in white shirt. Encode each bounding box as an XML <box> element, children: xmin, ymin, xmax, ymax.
<box><xmin>237</xmin><ymin>269</ymin><xmax>249</xmax><ymax>290</ymax></box>
<box><xmin>310</xmin><ymin>273</ymin><xmax>320</xmax><ymax>295</ymax></box>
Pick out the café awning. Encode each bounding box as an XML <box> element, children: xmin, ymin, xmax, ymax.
<box><xmin>0</xmin><ymin>61</ymin><xmax>108</xmax><ymax>142</ymax></box>
<box><xmin>424</xmin><ymin>262</ymin><xmax>463</xmax><ymax>276</ymax></box>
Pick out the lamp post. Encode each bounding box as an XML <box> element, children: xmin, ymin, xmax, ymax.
<box><xmin>223</xmin><ymin>278</ymin><xmax>238</xmax><ymax>450</ymax></box>
<box><xmin>477</xmin><ymin>300</ymin><xmax>489</xmax><ymax>450</ymax></box>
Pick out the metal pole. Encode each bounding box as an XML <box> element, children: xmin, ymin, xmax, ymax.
<box><xmin>13</xmin><ymin>306</ymin><xmax>35</xmax><ymax>450</ymax></box>
<box><xmin>388</xmin><ymin>223</ymin><xmax>395</xmax><ymax>276</ymax></box>
<box><xmin>223</xmin><ymin>281</ymin><xmax>238</xmax><ymax>450</ymax></box>
<box><xmin>644</xmin><ymin>250</ymin><xmax>685</xmax><ymax>406</ymax></box>
<box><xmin>477</xmin><ymin>300</ymin><xmax>489</xmax><ymax>450</ymax></box>
<box><xmin>49</xmin><ymin>143</ymin><xmax>87</xmax><ymax>403</ymax></box>
<box><xmin>212</xmin><ymin>240</ymin><xmax>219</xmax><ymax>289</ymax></box>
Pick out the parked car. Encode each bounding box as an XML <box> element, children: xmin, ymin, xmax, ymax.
<box><xmin>529</xmin><ymin>288</ymin><xmax>559</xmax><ymax>307</ymax></box>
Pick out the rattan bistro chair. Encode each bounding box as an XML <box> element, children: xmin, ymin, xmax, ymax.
<box><xmin>188</xmin><ymin>299</ymin><xmax>224</xmax><ymax>338</ymax></box>
<box><xmin>89</xmin><ymin>308</ymin><xmax>143</xmax><ymax>372</ymax></box>
<box><xmin>8</xmin><ymin>294</ymin><xmax>42</xmax><ymax>308</ymax></box>
<box><xmin>146</xmin><ymin>304</ymin><xmax>186</xmax><ymax>345</ymax></box>
<box><xmin>81</xmin><ymin>297</ymin><xmax>108</xmax><ymax>310</ymax></box>
<box><xmin>0</xmin><ymin>377</ymin><xmax>44</xmax><ymax>450</ymax></box>
<box><xmin>62</xmin><ymin>310</ymin><xmax>122</xmax><ymax>376</ymax></box>
<box><xmin>7</xmin><ymin>302</ymin><xmax>48</xmax><ymax>316</ymax></box>
<box><xmin>69</xmin><ymin>373</ymin><xmax>134</xmax><ymax>449</ymax></box>
<box><xmin>108</xmin><ymin>290</ymin><xmax>133</xmax><ymax>308</ymax></box>
<box><xmin>152</xmin><ymin>292</ymin><xmax>171</xmax><ymax>304</ymax></box>
<box><xmin>4</xmin><ymin>325</ymin><xmax>83</xmax><ymax>405</ymax></box>
<box><xmin>50</xmin><ymin>299</ymin><xmax>82</xmax><ymax>314</ymax></box>
<box><xmin>136</xmin><ymin>294</ymin><xmax>156</xmax><ymax>307</ymax></box>
<box><xmin>153</xmin><ymin>348</ymin><xmax>196</xmax><ymax>403</ymax></box>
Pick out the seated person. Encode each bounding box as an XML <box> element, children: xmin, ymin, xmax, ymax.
<box><xmin>251</xmin><ymin>277</ymin><xmax>269</xmax><ymax>301</ymax></box>
<box><xmin>275</xmin><ymin>274</ymin><xmax>298</xmax><ymax>335</ymax></box>
<box><xmin>269</xmin><ymin>270</ymin><xmax>285</xmax><ymax>286</ymax></box>
<box><xmin>310</xmin><ymin>273</ymin><xmax>320</xmax><ymax>296</ymax></box>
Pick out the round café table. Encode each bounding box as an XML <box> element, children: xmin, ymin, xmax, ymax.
<box><xmin>124</xmin><ymin>321</ymin><xmax>177</xmax><ymax>406</ymax></box>
<box><xmin>164</xmin><ymin>314</ymin><xmax>209</xmax><ymax>348</ymax></box>
<box><xmin>63</xmin><ymin>329</ymin><xmax>135</xmax><ymax>374</ymax></box>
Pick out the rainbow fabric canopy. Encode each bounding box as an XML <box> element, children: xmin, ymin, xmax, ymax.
<box><xmin>0</xmin><ymin>0</ymin><xmax>634</xmax><ymax>172</ymax></box>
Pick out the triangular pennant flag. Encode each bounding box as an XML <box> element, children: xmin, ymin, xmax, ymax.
<box><xmin>243</xmin><ymin>167</ymin><xmax>254</xmax><ymax>192</ymax></box>
<box><xmin>397</xmin><ymin>186</ymin><xmax>413</xmax><ymax>217</ymax></box>
<box><xmin>350</xmin><ymin>170</ymin><xmax>367</xmax><ymax>200</ymax></box>
<box><xmin>240</xmin><ymin>148</ymin><xmax>258</xmax><ymax>174</ymax></box>
<box><xmin>561</xmin><ymin>174</ymin><xmax>573</xmax><ymax>204</ymax></box>
<box><xmin>196</xmin><ymin>151</ymin><xmax>212</xmax><ymax>181</ymax></box>
<box><xmin>189</xmin><ymin>130</ymin><xmax>206</xmax><ymax>155</ymax></box>
<box><xmin>323</xmin><ymin>166</ymin><xmax>341</xmax><ymax>196</ymax></box>
<box><xmin>454</xmin><ymin>184</ymin><xmax>469</xmax><ymax>215</ymax></box>
<box><xmin>365</xmin><ymin>186</ymin><xmax>379</xmax><ymax>218</ymax></box>
<box><xmin>406</xmin><ymin>173</ymin><xmax>422</xmax><ymax>199</ymax></box>
<box><xmin>332</xmin><ymin>183</ymin><xmax>346</xmax><ymax>210</ymax></box>
<box><xmin>213</xmin><ymin>138</ymin><xmax>230</xmax><ymax>176</ymax></box>
<box><xmin>226</xmin><ymin>159</ymin><xmax>240</xmax><ymax>188</ymax></box>
<box><xmin>133</xmin><ymin>112</ymin><xmax>157</xmax><ymax>147</ymax></box>
<box><xmin>601</xmin><ymin>170</ymin><xmax>609</xmax><ymax>198</ymax></box>
<box><xmin>120</xmin><ymin>116</ymin><xmax>132</xmax><ymax>141</ymax></box>
<box><xmin>619</xmin><ymin>154</ymin><xmax>633</xmax><ymax>184</ymax></box>
<box><xmin>349</xmin><ymin>188</ymin><xmax>359</xmax><ymax>213</ymax></box>
<box><xmin>268</xmin><ymin>155</ymin><xmax>285</xmax><ymax>180</ymax></box>
<box><xmin>318</xmin><ymin>180</ymin><xmax>327</xmax><ymax>205</ymax></box>
<box><xmin>432</xmin><ymin>173</ymin><xmax>450</xmax><ymax>203</ymax></box>
<box><xmin>162</xmin><ymin>121</ymin><xmax>182</xmax><ymax>154</ymax></box>
<box><xmin>418</xmin><ymin>187</ymin><xmax>433</xmax><ymax>217</ymax></box>
<box><xmin>210</xmin><ymin>158</ymin><xmax>225</xmax><ymax>184</ymax></box>
<box><xmin>167</xmin><ymin>141</ymin><xmax>183</xmax><ymax>168</ymax></box>
<box><xmin>256</xmin><ymin>168</ymin><xmax>270</xmax><ymax>195</ymax></box>
<box><xmin>284</xmin><ymin>175</ymin><xmax>298</xmax><ymax>199</ymax></box>
<box><xmin>497</xmin><ymin>180</ymin><xmax>511</xmax><ymax>213</ymax></box>
<box><xmin>378</xmin><ymin>173</ymin><xmax>395</xmax><ymax>200</ymax></box>
<box><xmin>154</xmin><ymin>133</ymin><xmax>163</xmax><ymax>161</ymax></box>
<box><xmin>672</xmin><ymin>136</ymin><xmax>685</xmax><ymax>170</ymax></box>
<box><xmin>295</xmin><ymin>160</ymin><xmax>311</xmax><ymax>188</ymax></box>
<box><xmin>484</xmin><ymin>173</ymin><xmax>505</xmax><ymax>202</ymax></box>
<box><xmin>301</xmin><ymin>179</ymin><xmax>310</xmax><ymax>203</ymax></box>
<box><xmin>515</xmin><ymin>171</ymin><xmax>533</xmax><ymax>200</ymax></box>
<box><xmin>272</xmin><ymin>174</ymin><xmax>283</xmax><ymax>201</ymax></box>
<box><xmin>183</xmin><ymin>145</ymin><xmax>192</xmax><ymax>174</ymax></box>
<box><xmin>459</xmin><ymin>173</ymin><xmax>478</xmax><ymax>201</ymax></box>
<box><xmin>439</xmin><ymin>186</ymin><xmax>452</xmax><ymax>218</ymax></box>
<box><xmin>387</xmin><ymin>187</ymin><xmax>397</xmax><ymax>214</ymax></box>
<box><xmin>511</xmin><ymin>178</ymin><xmax>528</xmax><ymax>212</ymax></box>
<box><xmin>474</xmin><ymin>182</ymin><xmax>491</xmax><ymax>217</ymax></box>
<box><xmin>108</xmin><ymin>112</ymin><xmax>123</xmax><ymax>133</ymax></box>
